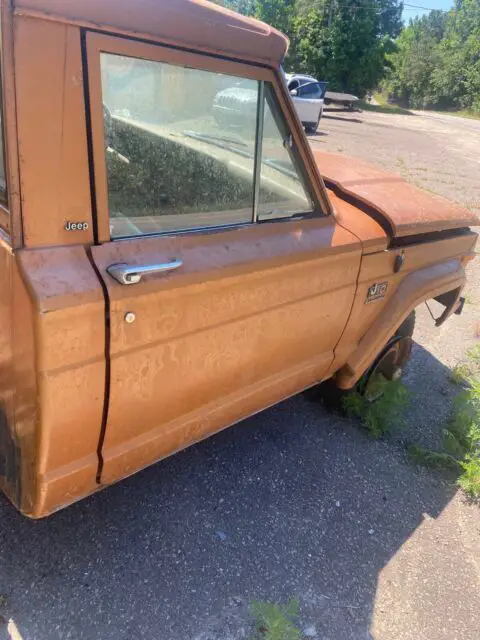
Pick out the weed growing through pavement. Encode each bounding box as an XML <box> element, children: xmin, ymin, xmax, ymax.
<box><xmin>449</xmin><ymin>345</ymin><xmax>480</xmax><ymax>387</ymax></box>
<box><xmin>409</xmin><ymin>346</ymin><xmax>480</xmax><ymax>498</ymax></box>
<box><xmin>450</xmin><ymin>362</ymin><xmax>474</xmax><ymax>386</ymax></box>
<box><xmin>342</xmin><ymin>379</ymin><xmax>410</xmax><ymax>438</ymax></box>
<box><xmin>250</xmin><ymin>599</ymin><xmax>302</xmax><ymax>640</ymax></box>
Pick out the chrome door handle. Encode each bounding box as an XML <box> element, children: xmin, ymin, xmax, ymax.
<box><xmin>107</xmin><ymin>260</ymin><xmax>183</xmax><ymax>285</ymax></box>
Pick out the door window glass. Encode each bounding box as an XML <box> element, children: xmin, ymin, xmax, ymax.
<box><xmin>257</xmin><ymin>86</ymin><xmax>313</xmax><ymax>220</ymax></box>
<box><xmin>101</xmin><ymin>53</ymin><xmax>258</xmax><ymax>238</ymax></box>
<box><xmin>298</xmin><ymin>82</ymin><xmax>327</xmax><ymax>100</ymax></box>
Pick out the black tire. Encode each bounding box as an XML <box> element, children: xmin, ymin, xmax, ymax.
<box><xmin>357</xmin><ymin>311</ymin><xmax>415</xmax><ymax>401</ymax></box>
<box><xmin>304</xmin><ymin>122</ymin><xmax>317</xmax><ymax>134</ymax></box>
<box><xmin>394</xmin><ymin>311</ymin><xmax>416</xmax><ymax>342</ymax></box>
<box><xmin>305</xmin><ymin>311</ymin><xmax>416</xmax><ymax>408</ymax></box>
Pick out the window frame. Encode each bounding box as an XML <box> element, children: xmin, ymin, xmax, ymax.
<box><xmin>257</xmin><ymin>83</ymin><xmax>317</xmax><ymax>221</ymax></box>
<box><xmin>0</xmin><ymin>75</ymin><xmax>8</xmax><ymax>216</ymax></box>
<box><xmin>0</xmin><ymin>8</ymin><xmax>9</xmax><ymax>234</ymax></box>
<box><xmin>86</xmin><ymin>32</ymin><xmax>329</xmax><ymax>243</ymax></box>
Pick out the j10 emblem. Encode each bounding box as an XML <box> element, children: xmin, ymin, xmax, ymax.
<box><xmin>366</xmin><ymin>282</ymin><xmax>388</xmax><ymax>303</ymax></box>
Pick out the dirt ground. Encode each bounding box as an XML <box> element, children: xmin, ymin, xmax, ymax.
<box><xmin>312</xmin><ymin>108</ymin><xmax>480</xmax><ymax>215</ymax></box>
<box><xmin>312</xmin><ymin>108</ymin><xmax>480</xmax><ymax>640</ymax></box>
<box><xmin>0</xmin><ymin>109</ymin><xmax>479</xmax><ymax>640</ymax></box>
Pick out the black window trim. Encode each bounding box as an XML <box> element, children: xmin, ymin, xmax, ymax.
<box><xmin>252</xmin><ymin>80</ymin><xmax>265</xmax><ymax>223</ymax></box>
<box><xmin>0</xmin><ymin>52</ymin><xmax>8</xmax><ymax>213</ymax></box>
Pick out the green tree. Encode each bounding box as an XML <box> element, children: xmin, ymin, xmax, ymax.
<box><xmin>384</xmin><ymin>0</ymin><xmax>480</xmax><ymax>111</ymax></box>
<box><xmin>384</xmin><ymin>12</ymin><xmax>446</xmax><ymax>107</ymax></box>
<box><xmin>212</xmin><ymin>0</ymin><xmax>405</xmax><ymax>96</ymax></box>
<box><xmin>212</xmin><ymin>0</ymin><xmax>256</xmax><ymax>13</ymax></box>
<box><xmin>435</xmin><ymin>0</ymin><xmax>480</xmax><ymax>110</ymax></box>
<box><xmin>254</xmin><ymin>0</ymin><xmax>297</xmax><ymax>36</ymax></box>
<box><xmin>233</xmin><ymin>0</ymin><xmax>257</xmax><ymax>13</ymax></box>
<box><xmin>291</xmin><ymin>1</ymin><xmax>402</xmax><ymax>95</ymax></box>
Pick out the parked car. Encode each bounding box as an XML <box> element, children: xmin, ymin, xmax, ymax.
<box><xmin>212</xmin><ymin>82</ymin><xmax>259</xmax><ymax>129</ymax></box>
<box><xmin>212</xmin><ymin>74</ymin><xmax>327</xmax><ymax>135</ymax></box>
<box><xmin>324</xmin><ymin>90</ymin><xmax>359</xmax><ymax>111</ymax></box>
<box><xmin>0</xmin><ymin>0</ymin><xmax>478</xmax><ymax>517</ymax></box>
<box><xmin>285</xmin><ymin>73</ymin><xmax>328</xmax><ymax>133</ymax></box>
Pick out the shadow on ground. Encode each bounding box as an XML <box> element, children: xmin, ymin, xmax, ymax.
<box><xmin>307</xmin><ymin>130</ymin><xmax>328</xmax><ymax>139</ymax></box>
<box><xmin>322</xmin><ymin>112</ymin><xmax>364</xmax><ymax>124</ymax></box>
<box><xmin>0</xmin><ymin>344</ymin><xmax>466</xmax><ymax>640</ymax></box>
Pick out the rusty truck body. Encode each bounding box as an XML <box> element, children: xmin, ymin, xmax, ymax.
<box><xmin>0</xmin><ymin>0</ymin><xmax>477</xmax><ymax>517</ymax></box>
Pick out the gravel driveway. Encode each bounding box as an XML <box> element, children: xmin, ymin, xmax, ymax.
<box><xmin>1</xmin><ymin>109</ymin><xmax>479</xmax><ymax>640</ymax></box>
<box><xmin>313</xmin><ymin>108</ymin><xmax>480</xmax><ymax>216</ymax></box>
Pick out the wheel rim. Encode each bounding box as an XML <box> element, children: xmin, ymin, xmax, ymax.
<box><xmin>363</xmin><ymin>337</ymin><xmax>412</xmax><ymax>402</ymax></box>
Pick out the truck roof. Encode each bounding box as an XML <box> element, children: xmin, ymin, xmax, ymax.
<box><xmin>14</xmin><ymin>0</ymin><xmax>289</xmax><ymax>68</ymax></box>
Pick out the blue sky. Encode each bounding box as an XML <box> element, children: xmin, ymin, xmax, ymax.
<box><xmin>403</xmin><ymin>0</ymin><xmax>454</xmax><ymax>22</ymax></box>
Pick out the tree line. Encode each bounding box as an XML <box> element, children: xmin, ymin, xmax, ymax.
<box><xmin>383</xmin><ymin>0</ymin><xmax>480</xmax><ymax>111</ymax></box>
<box><xmin>213</xmin><ymin>0</ymin><xmax>480</xmax><ymax>112</ymax></box>
<box><xmin>215</xmin><ymin>0</ymin><xmax>402</xmax><ymax>96</ymax></box>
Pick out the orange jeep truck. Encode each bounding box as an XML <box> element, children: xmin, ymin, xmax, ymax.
<box><xmin>0</xmin><ymin>0</ymin><xmax>477</xmax><ymax>518</ymax></box>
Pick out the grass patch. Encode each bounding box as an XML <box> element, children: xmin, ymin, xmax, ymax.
<box><xmin>410</xmin><ymin>350</ymin><xmax>480</xmax><ymax>498</ymax></box>
<box><xmin>467</xmin><ymin>344</ymin><xmax>480</xmax><ymax>364</ymax></box>
<box><xmin>450</xmin><ymin>345</ymin><xmax>480</xmax><ymax>387</ymax></box>
<box><xmin>458</xmin><ymin>453</ymin><xmax>480</xmax><ymax>496</ymax></box>
<box><xmin>358</xmin><ymin>100</ymin><xmax>414</xmax><ymax>116</ymax></box>
<box><xmin>372</xmin><ymin>91</ymin><xmax>389</xmax><ymax>106</ymax></box>
<box><xmin>342</xmin><ymin>379</ymin><xmax>410</xmax><ymax>438</ymax></box>
<box><xmin>408</xmin><ymin>445</ymin><xmax>462</xmax><ymax>471</ymax></box>
<box><xmin>426</xmin><ymin>109</ymin><xmax>480</xmax><ymax>121</ymax></box>
<box><xmin>372</xmin><ymin>92</ymin><xmax>480</xmax><ymax>120</ymax></box>
<box><xmin>450</xmin><ymin>362</ymin><xmax>474</xmax><ymax>386</ymax></box>
<box><xmin>250</xmin><ymin>599</ymin><xmax>302</xmax><ymax>640</ymax></box>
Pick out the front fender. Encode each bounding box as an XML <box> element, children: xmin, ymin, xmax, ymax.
<box><xmin>335</xmin><ymin>258</ymin><xmax>465</xmax><ymax>390</ymax></box>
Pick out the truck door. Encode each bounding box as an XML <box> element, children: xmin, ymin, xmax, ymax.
<box><xmin>85</xmin><ymin>33</ymin><xmax>362</xmax><ymax>485</ymax></box>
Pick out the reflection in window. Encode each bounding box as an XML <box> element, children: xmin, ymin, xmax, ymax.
<box><xmin>101</xmin><ymin>53</ymin><xmax>258</xmax><ymax>238</ymax></box>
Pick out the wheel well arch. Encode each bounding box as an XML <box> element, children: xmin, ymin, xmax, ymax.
<box><xmin>335</xmin><ymin>259</ymin><xmax>465</xmax><ymax>390</ymax></box>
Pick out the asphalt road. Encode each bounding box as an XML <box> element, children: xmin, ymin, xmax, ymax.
<box><xmin>1</xmin><ymin>109</ymin><xmax>479</xmax><ymax>640</ymax></box>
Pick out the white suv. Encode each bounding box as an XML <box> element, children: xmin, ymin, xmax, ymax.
<box><xmin>285</xmin><ymin>73</ymin><xmax>328</xmax><ymax>134</ymax></box>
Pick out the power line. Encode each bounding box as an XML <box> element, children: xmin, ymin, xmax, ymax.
<box><xmin>323</xmin><ymin>5</ymin><xmax>449</xmax><ymax>12</ymax></box>
<box><xmin>404</xmin><ymin>2</ymin><xmax>449</xmax><ymax>10</ymax></box>
<box><xmin>315</xmin><ymin>0</ymin><xmax>451</xmax><ymax>11</ymax></box>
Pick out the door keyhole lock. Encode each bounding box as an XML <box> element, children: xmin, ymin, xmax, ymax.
<box><xmin>394</xmin><ymin>253</ymin><xmax>405</xmax><ymax>273</ymax></box>
<box><xmin>124</xmin><ymin>312</ymin><xmax>136</xmax><ymax>324</ymax></box>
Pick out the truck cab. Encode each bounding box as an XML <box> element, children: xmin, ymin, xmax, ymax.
<box><xmin>0</xmin><ymin>0</ymin><xmax>477</xmax><ymax>517</ymax></box>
